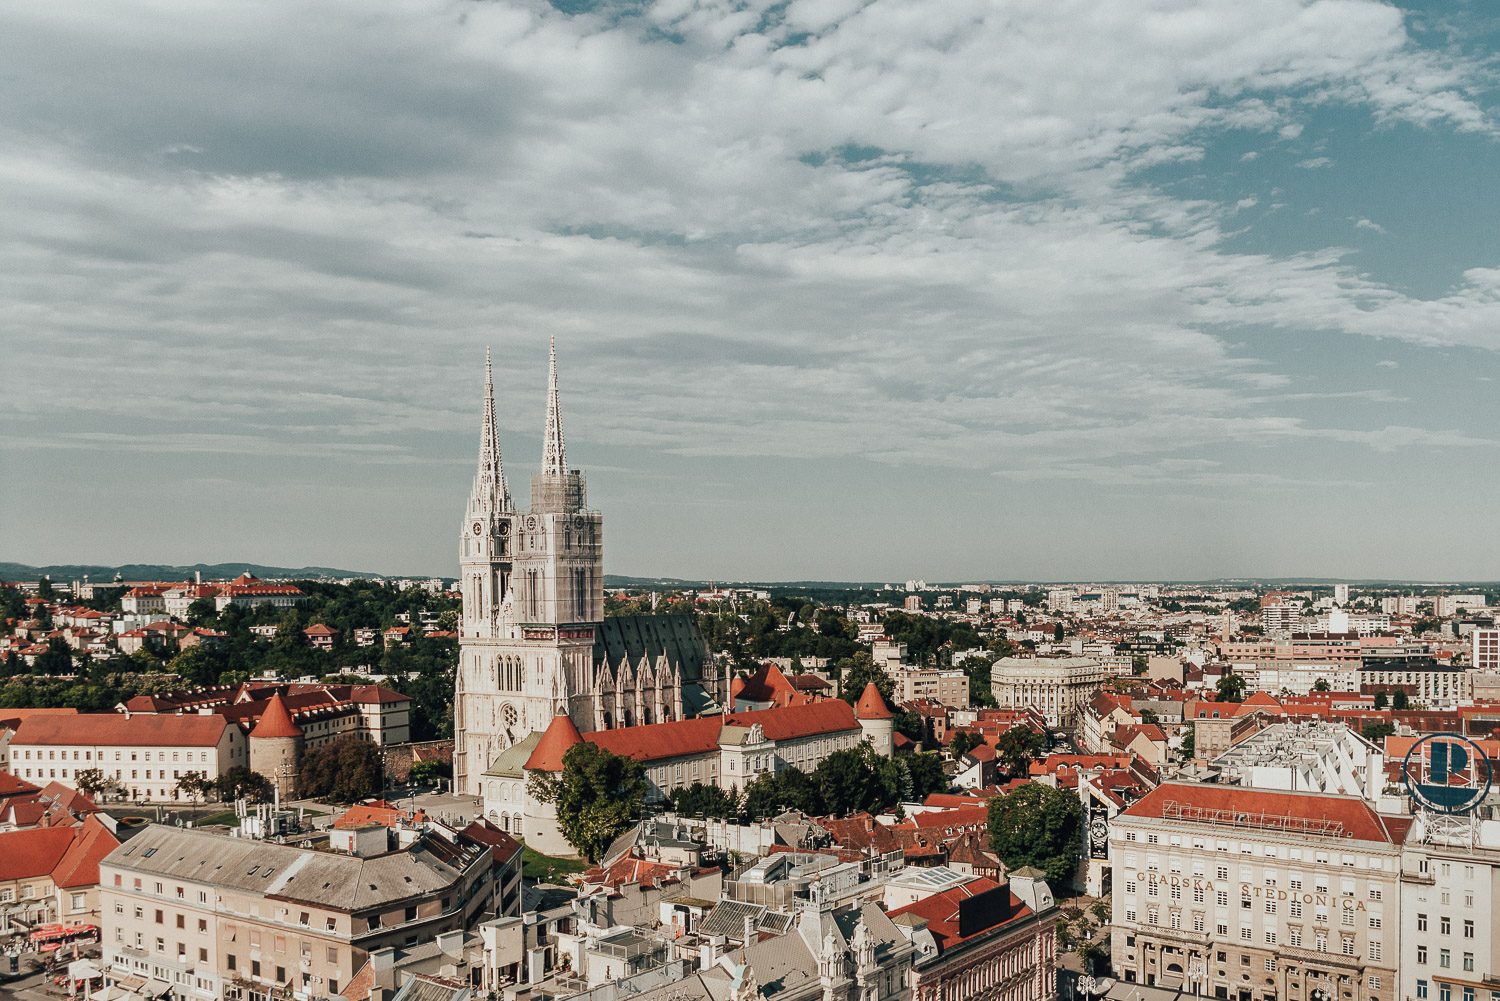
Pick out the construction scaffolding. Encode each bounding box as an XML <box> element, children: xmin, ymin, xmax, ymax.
<box><xmin>1159</xmin><ymin>801</ymin><xmax>1346</xmax><ymax>838</ymax></box>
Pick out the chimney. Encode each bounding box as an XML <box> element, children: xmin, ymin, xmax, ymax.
<box><xmin>437</xmin><ymin>930</ymin><xmax>464</xmax><ymax>957</ymax></box>
<box><xmin>700</xmin><ymin>935</ymin><xmax>724</xmax><ymax>969</ymax></box>
<box><xmin>743</xmin><ymin>914</ymin><xmax>755</xmax><ymax>945</ymax></box>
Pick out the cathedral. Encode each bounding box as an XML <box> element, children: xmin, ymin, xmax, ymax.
<box><xmin>453</xmin><ymin>341</ymin><xmax>721</xmax><ymax>798</ymax></box>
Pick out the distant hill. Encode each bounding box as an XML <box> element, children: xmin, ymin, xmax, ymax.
<box><xmin>0</xmin><ymin>561</ymin><xmax>400</xmax><ymax>583</ymax></box>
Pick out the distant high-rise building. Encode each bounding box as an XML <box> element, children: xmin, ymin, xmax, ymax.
<box><xmin>1334</xmin><ymin>583</ymin><xmax>1350</xmax><ymax>605</ymax></box>
<box><xmin>1475</xmin><ymin>627</ymin><xmax>1500</xmax><ymax>672</ymax></box>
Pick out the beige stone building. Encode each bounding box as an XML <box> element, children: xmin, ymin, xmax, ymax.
<box><xmin>890</xmin><ymin>666</ymin><xmax>969</xmax><ymax>708</ymax></box>
<box><xmin>1109</xmin><ymin>782</ymin><xmax>1405</xmax><ymax>1001</ymax></box>
<box><xmin>989</xmin><ymin>656</ymin><xmax>1106</xmax><ymax>728</ymax></box>
<box><xmin>99</xmin><ymin>824</ymin><xmax>499</xmax><ymax>1001</ymax></box>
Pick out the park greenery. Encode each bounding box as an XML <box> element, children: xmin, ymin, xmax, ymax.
<box><xmin>528</xmin><ymin>741</ymin><xmax>650</xmax><ymax>862</ymax></box>
<box><xmin>1</xmin><ymin>581</ymin><xmax>460</xmax><ymax>741</ymax></box>
<box><xmin>986</xmin><ymin>781</ymin><xmax>1083</xmax><ymax>886</ymax></box>
<box><xmin>298</xmin><ymin>734</ymin><xmax>386</xmax><ymax>803</ymax></box>
<box><xmin>533</xmin><ymin>737</ymin><xmax>950</xmax><ymax>856</ymax></box>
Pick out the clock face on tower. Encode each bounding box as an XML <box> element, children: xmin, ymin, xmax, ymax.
<box><xmin>472</xmin><ymin>522</ymin><xmax>483</xmax><ymax>536</ymax></box>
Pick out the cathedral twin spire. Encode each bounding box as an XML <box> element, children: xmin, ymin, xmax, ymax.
<box><xmin>474</xmin><ymin>346</ymin><xmax>512</xmax><ymax>516</ymax></box>
<box><xmin>542</xmin><ymin>335</ymin><xmax>568</xmax><ymax>476</ymax></box>
<box><xmin>473</xmin><ymin>338</ymin><xmax>571</xmax><ymax>515</ymax></box>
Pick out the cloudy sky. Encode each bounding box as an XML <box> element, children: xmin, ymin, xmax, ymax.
<box><xmin>3</xmin><ymin>0</ymin><xmax>1499</xmax><ymax>582</ymax></box>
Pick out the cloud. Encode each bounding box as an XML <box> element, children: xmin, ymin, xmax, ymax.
<box><xmin>1296</xmin><ymin>156</ymin><xmax>1334</xmax><ymax>168</ymax></box>
<box><xmin>1377</xmin><ymin>360</ymin><xmax>1398</xmax><ymax>368</ymax></box>
<box><xmin>2</xmin><ymin>0</ymin><xmax>1500</xmax><ymax>576</ymax></box>
<box><xmin>1353</xmin><ymin>217</ymin><xmax>1386</xmax><ymax>232</ymax></box>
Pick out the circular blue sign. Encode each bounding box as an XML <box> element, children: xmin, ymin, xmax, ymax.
<box><xmin>1402</xmin><ymin>733</ymin><xmax>1493</xmax><ymax>815</ymax></box>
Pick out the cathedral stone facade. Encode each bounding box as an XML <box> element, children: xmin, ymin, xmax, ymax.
<box><xmin>454</xmin><ymin>342</ymin><xmax>720</xmax><ymax>798</ymax></box>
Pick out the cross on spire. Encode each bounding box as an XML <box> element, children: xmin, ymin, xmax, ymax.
<box><xmin>542</xmin><ymin>335</ymin><xmax>568</xmax><ymax>475</ymax></box>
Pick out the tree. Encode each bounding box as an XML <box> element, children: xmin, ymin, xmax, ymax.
<box><xmin>186</xmin><ymin>597</ymin><xmax>218</xmax><ymax>627</ymax></box>
<box><xmin>176</xmin><ymin>771</ymin><xmax>212</xmax><ymax>807</ymax></box>
<box><xmin>409</xmin><ymin>757</ymin><xmax>452</xmax><ymax>788</ymax></box>
<box><xmin>994</xmin><ymin>727</ymin><xmax>1045</xmax><ymax>779</ymax></box>
<box><xmin>74</xmin><ymin>768</ymin><xmax>109</xmax><ymax>800</ymax></box>
<box><xmin>949</xmin><ymin>730</ymin><xmax>980</xmax><ymax>758</ymax></box>
<box><xmin>987</xmin><ymin>783</ymin><xmax>1082</xmax><ymax>886</ymax></box>
<box><xmin>1361</xmin><ymin>721</ymin><xmax>1396</xmax><ymax>743</ymax></box>
<box><xmin>1131</xmin><ymin>655</ymin><xmax>1148</xmax><ymax>676</ymax></box>
<box><xmin>299</xmin><ymin>735</ymin><xmax>384</xmax><ymax>803</ymax></box>
<box><xmin>904</xmin><ymin>751</ymin><xmax>948</xmax><ymax>800</ymax></box>
<box><xmin>668</xmin><ymin>781</ymin><xmax>738</xmax><ymax>819</ymax></box>
<box><xmin>216</xmin><ymin>767</ymin><xmax>273</xmax><ymax>804</ymax></box>
<box><xmin>1181</xmin><ymin>729</ymin><xmax>1196</xmax><ymax>759</ymax></box>
<box><xmin>1313</xmin><ymin>678</ymin><xmax>1330</xmax><ymax>692</ymax></box>
<box><xmin>836</xmin><ymin>652</ymin><xmax>895</xmax><ymax>706</ymax></box>
<box><xmin>1372</xmin><ymin>689</ymin><xmax>1389</xmax><ymax>710</ymax></box>
<box><xmin>34</xmin><ymin>638</ymin><xmax>75</xmax><ymax>676</ymax></box>
<box><xmin>1138</xmin><ymin>708</ymin><xmax>1159</xmax><ymax>726</ymax></box>
<box><xmin>1392</xmin><ymin>688</ymin><xmax>1410</xmax><ymax>711</ymax></box>
<box><xmin>742</xmin><ymin>767</ymin><xmax>823</xmax><ymax>820</ymax></box>
<box><xmin>1053</xmin><ymin>623</ymin><xmax>1064</xmax><ymax>642</ymax></box>
<box><xmin>1215</xmin><ymin>673</ymin><xmax>1246</xmax><ymax>704</ymax></box>
<box><xmin>815</xmin><ymin>745</ymin><xmax>885</xmax><ymax>816</ymax></box>
<box><xmin>528</xmin><ymin>742</ymin><xmax>648</xmax><ymax>862</ymax></box>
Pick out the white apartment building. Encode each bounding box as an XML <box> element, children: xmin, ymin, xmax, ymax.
<box><xmin>990</xmin><ymin>656</ymin><xmax>1106</xmax><ymax>728</ymax></box>
<box><xmin>1110</xmin><ymin>782</ymin><xmax>1403</xmax><ymax>1001</ymax></box>
<box><xmin>10</xmin><ymin>714</ymin><xmax>246</xmax><ymax>801</ymax></box>
<box><xmin>1398</xmin><ymin>815</ymin><xmax>1500</xmax><ymax>1001</ymax></box>
<box><xmin>1473</xmin><ymin>628</ymin><xmax>1500</xmax><ymax>671</ymax></box>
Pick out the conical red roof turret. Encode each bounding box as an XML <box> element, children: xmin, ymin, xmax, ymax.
<box><xmin>524</xmin><ymin>712</ymin><xmax>584</xmax><ymax>772</ymax></box>
<box><xmin>854</xmin><ymin>682</ymin><xmax>894</xmax><ymax>720</ymax></box>
<box><xmin>251</xmin><ymin>692</ymin><xmax>304</xmax><ymax>738</ymax></box>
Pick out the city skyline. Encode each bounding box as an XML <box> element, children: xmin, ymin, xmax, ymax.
<box><xmin>4</xmin><ymin>0</ymin><xmax>1500</xmax><ymax>581</ymax></box>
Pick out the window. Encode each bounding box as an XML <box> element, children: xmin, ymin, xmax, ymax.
<box><xmin>1370</xmin><ymin>978</ymin><xmax>1381</xmax><ymax>990</ymax></box>
<box><xmin>1125</xmin><ymin>881</ymin><xmax>1137</xmax><ymax>894</ymax></box>
<box><xmin>1265</xmin><ymin>960</ymin><xmax>1277</xmax><ymax>972</ymax></box>
<box><xmin>1442</xmin><ymin>917</ymin><xmax>1452</xmax><ymax>935</ymax></box>
<box><xmin>1418</xmin><ymin>946</ymin><xmax>1428</xmax><ymax>964</ymax></box>
<box><xmin>1369</xmin><ymin>917</ymin><xmax>1380</xmax><ymax>929</ymax></box>
<box><xmin>1217</xmin><ymin>891</ymin><xmax>1228</xmax><ymax>906</ymax></box>
<box><xmin>1419</xmin><ymin>914</ymin><xmax>1429</xmax><ymax>932</ymax></box>
<box><xmin>1466</xmin><ymin>953</ymin><xmax>1476</xmax><ymax>972</ymax></box>
<box><xmin>1290</xmin><ymin>900</ymin><xmax>1302</xmax><ymax>918</ymax></box>
<box><xmin>1369</xmin><ymin>940</ymin><xmax>1381</xmax><ymax>962</ymax></box>
<box><xmin>252</xmin><ymin>961</ymin><xmax>261</xmax><ymax>978</ymax></box>
<box><xmin>227</xmin><ymin>955</ymin><xmax>236</xmax><ymax>971</ymax></box>
<box><xmin>1441</xmin><ymin>949</ymin><xmax>1451</xmax><ymax>969</ymax></box>
<box><xmin>1417</xmin><ymin>980</ymin><xmax>1428</xmax><ymax>999</ymax></box>
<box><xmin>1265</xmin><ymin>931</ymin><xmax>1276</xmax><ymax>945</ymax></box>
<box><xmin>1465</xmin><ymin>920</ymin><xmax>1475</xmax><ymax>938</ymax></box>
<box><xmin>326</xmin><ymin>947</ymin><xmax>338</xmax><ymax>964</ymax></box>
<box><xmin>1241</xmin><ymin>927</ymin><xmax>1252</xmax><ymax>941</ymax></box>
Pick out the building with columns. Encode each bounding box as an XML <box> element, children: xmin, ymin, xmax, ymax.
<box><xmin>454</xmin><ymin>342</ymin><xmax>721</xmax><ymax>797</ymax></box>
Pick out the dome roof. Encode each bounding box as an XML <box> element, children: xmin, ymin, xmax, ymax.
<box><xmin>524</xmin><ymin>712</ymin><xmax>584</xmax><ymax>772</ymax></box>
<box><xmin>250</xmin><ymin>693</ymin><xmax>304</xmax><ymax>738</ymax></box>
<box><xmin>854</xmin><ymin>682</ymin><xmax>894</xmax><ymax>720</ymax></box>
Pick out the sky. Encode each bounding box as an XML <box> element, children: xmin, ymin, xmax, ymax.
<box><xmin>3</xmin><ymin>0</ymin><xmax>1500</xmax><ymax>583</ymax></box>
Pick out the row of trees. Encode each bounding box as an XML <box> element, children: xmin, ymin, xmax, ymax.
<box><xmin>529</xmin><ymin>741</ymin><xmax>953</xmax><ymax>862</ymax></box>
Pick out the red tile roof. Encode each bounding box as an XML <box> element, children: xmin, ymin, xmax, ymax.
<box><xmin>1122</xmin><ymin>782</ymin><xmax>1408</xmax><ymax>844</ymax></box>
<box><xmin>14</xmin><ymin>714</ymin><xmax>232</xmax><ymax>747</ymax></box>
<box><xmin>52</xmin><ymin>814</ymin><xmax>120</xmax><ymax>888</ymax></box>
<box><xmin>525</xmin><ymin>713</ymin><xmax>584</xmax><ymax>771</ymax></box>
<box><xmin>855</xmin><ymin>683</ymin><xmax>894</xmax><ymax>720</ymax></box>
<box><xmin>459</xmin><ymin>818</ymin><xmax>523</xmax><ymax>869</ymax></box>
<box><xmin>887</xmin><ymin>877</ymin><xmax>1036</xmax><ymax>951</ymax></box>
<box><xmin>334</xmin><ymin>800</ymin><xmax>425</xmax><ymax>829</ymax></box>
<box><xmin>586</xmin><ymin>716</ymin><xmax>724</xmax><ymax>763</ymax></box>
<box><xmin>0</xmin><ymin>826</ymin><xmax>76</xmax><ymax>881</ymax></box>
<box><xmin>250</xmin><ymin>693</ymin><xmax>304</xmax><ymax>738</ymax></box>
